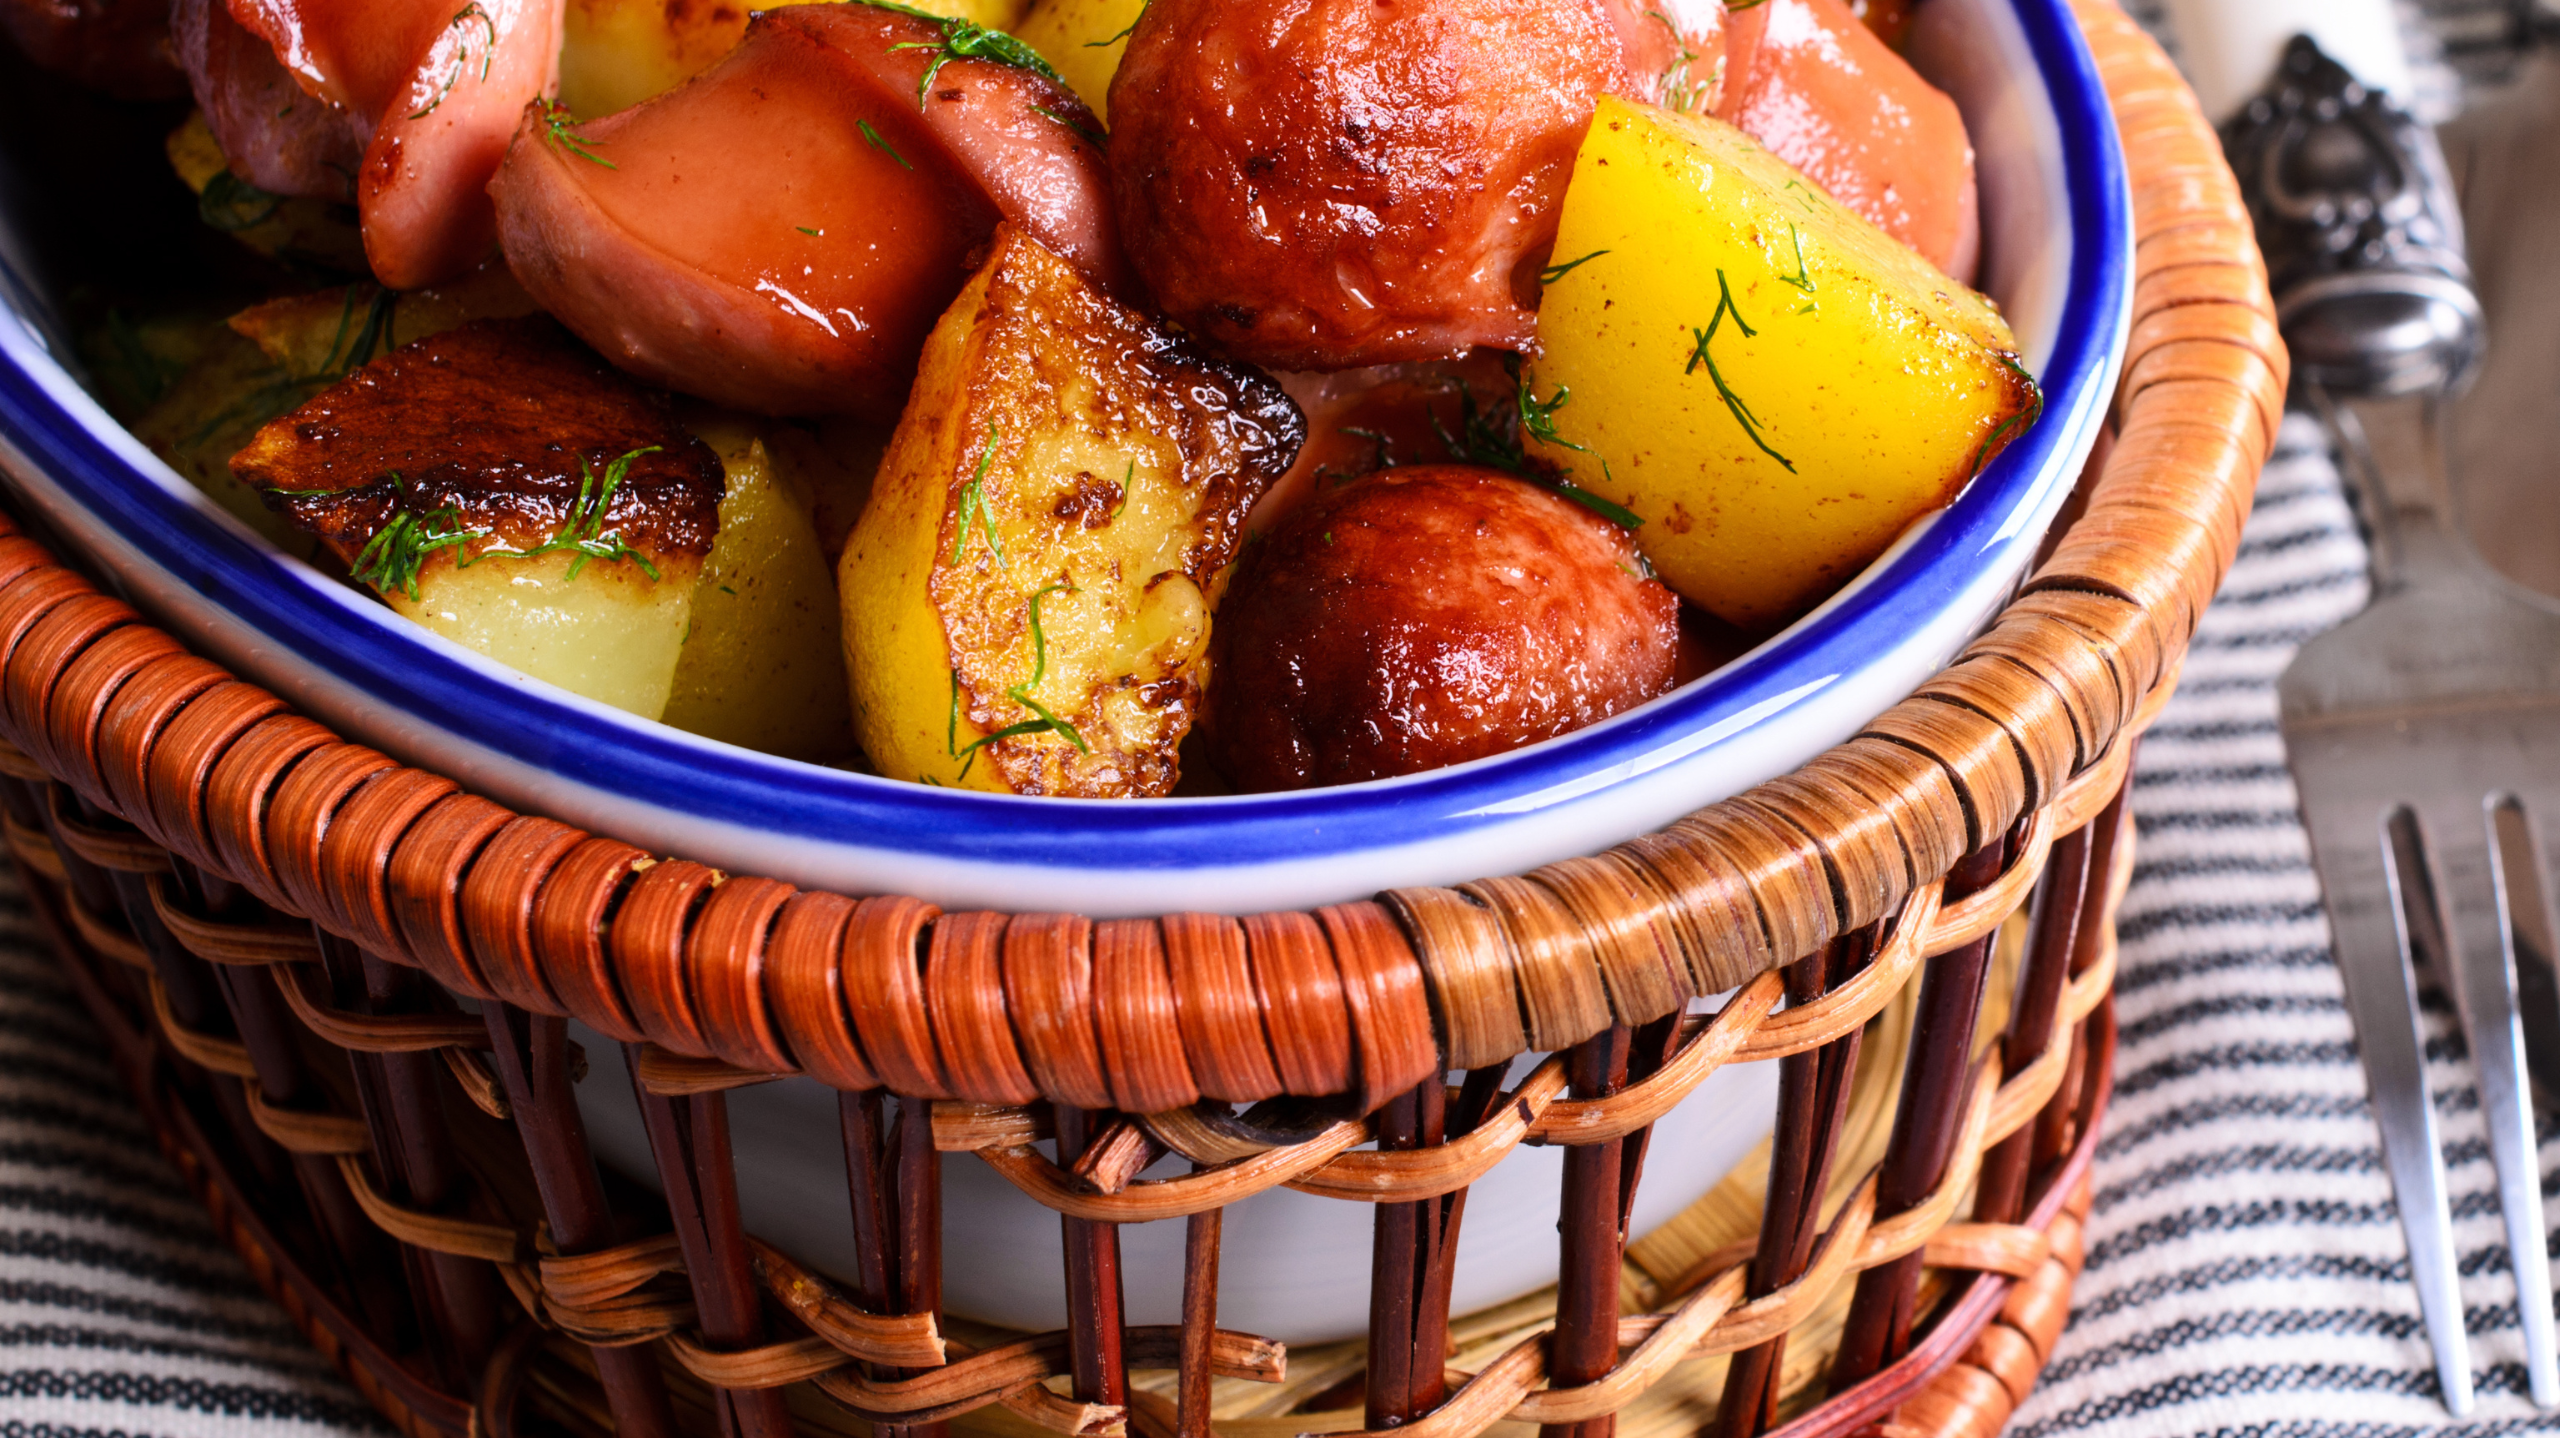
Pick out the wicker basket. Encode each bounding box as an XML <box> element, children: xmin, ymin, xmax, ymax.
<box><xmin>0</xmin><ymin>3</ymin><xmax>2277</xmax><ymax>1436</ymax></box>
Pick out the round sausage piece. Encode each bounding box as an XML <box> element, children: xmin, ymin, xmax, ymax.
<box><xmin>1204</xmin><ymin>464</ymin><xmax>1680</xmax><ymax>791</ymax></box>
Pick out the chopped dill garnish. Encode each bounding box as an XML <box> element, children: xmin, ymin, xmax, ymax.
<box><xmin>795</xmin><ymin>225</ymin><xmax>823</xmax><ymax>236</ymax></box>
<box><xmin>190</xmin><ymin>287</ymin><xmax>398</xmax><ymax>450</ymax></box>
<box><xmin>198</xmin><ymin>171</ymin><xmax>280</xmax><ymax>232</ymax></box>
<box><xmin>1427</xmin><ymin>358</ymin><xmax>1643</xmax><ymax>529</ymax></box>
<box><xmin>1775</xmin><ymin>225</ymin><xmax>1814</xmax><ymax>294</ymax></box>
<box><xmin>496</xmin><ymin>445</ymin><xmax>665</xmax><ymax>580</ymax></box>
<box><xmin>1087</xmin><ymin>3</ymin><xmax>1148</xmax><ymax>46</ymax></box>
<box><xmin>410</xmin><ymin>3</ymin><xmax>497</xmax><ymax>118</ymax></box>
<box><xmin>1030</xmin><ymin>104</ymin><xmax>1105</xmax><ymax>147</ymax></box>
<box><xmin>858</xmin><ymin>119</ymin><xmax>913</xmax><ymax>170</ymax></box>
<box><xmin>540</xmin><ymin>103</ymin><xmax>616</xmax><ymax>168</ymax></box>
<box><xmin>949</xmin><ymin>580</ymin><xmax>1090</xmax><ymax>777</ymax></box>
<box><xmin>1538</xmin><ymin>250</ymin><xmax>1610</xmax><ymax>287</ymax></box>
<box><xmin>853</xmin><ymin>0</ymin><xmax>1067</xmax><ymax>106</ymax></box>
<box><xmin>950</xmin><ymin>433</ymin><xmax>1006</xmax><ymax>565</ymax></box>
<box><xmin>1109</xmin><ymin>459</ymin><xmax>1133</xmax><ymax>521</ymax></box>
<box><xmin>718</xmin><ymin>584</ymin><xmax>738</xmax><ymax>594</ymax></box>
<box><xmin>349</xmin><ymin>476</ymin><xmax>487</xmax><ymax>600</ymax></box>
<box><xmin>1645</xmin><ymin>11</ymin><xmax>1707</xmax><ymax>114</ymax></box>
<box><xmin>1340</xmin><ymin>425</ymin><xmax>1393</xmax><ymax>472</ymax></box>
<box><xmin>1685</xmin><ymin>269</ymin><xmax>1794</xmax><ymax>472</ymax></box>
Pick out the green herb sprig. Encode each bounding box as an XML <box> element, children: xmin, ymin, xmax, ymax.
<box><xmin>497</xmin><ymin>445</ymin><xmax>665</xmax><ymax>580</ymax></box>
<box><xmin>540</xmin><ymin>103</ymin><xmax>616</xmax><ymax>168</ymax></box>
<box><xmin>951</xmin><ymin>433</ymin><xmax>1006</xmax><ymax>565</ymax></box>
<box><xmin>1426</xmin><ymin>359</ymin><xmax>1645</xmax><ymax>530</ymax></box>
<box><xmin>192</xmin><ymin>287</ymin><xmax>400</xmax><ymax>452</ymax></box>
<box><xmin>1087</xmin><ymin>2</ymin><xmax>1148</xmax><ymax>47</ymax></box>
<box><xmin>854</xmin><ymin>0</ymin><xmax>1067</xmax><ymax>104</ymax></box>
<box><xmin>858</xmin><ymin>119</ymin><xmax>913</xmax><ymax>170</ymax></box>
<box><xmin>198</xmin><ymin>171</ymin><xmax>280</xmax><ymax>232</ymax></box>
<box><xmin>410</xmin><ymin>3</ymin><xmax>497</xmax><ymax>119</ymax></box>
<box><xmin>1539</xmin><ymin>250</ymin><xmax>1610</xmax><ymax>286</ymax></box>
<box><xmin>1645</xmin><ymin>10</ymin><xmax>1708</xmax><ymax>114</ymax></box>
<box><xmin>1775</xmin><ymin>225</ymin><xmax>1814</xmax><ymax>295</ymax></box>
<box><xmin>950</xmin><ymin>580</ymin><xmax>1089</xmax><ymax>777</ymax></box>
<box><xmin>1684</xmin><ymin>269</ymin><xmax>1794</xmax><ymax>472</ymax></box>
<box><xmin>348</xmin><ymin>476</ymin><xmax>487</xmax><ymax>600</ymax></box>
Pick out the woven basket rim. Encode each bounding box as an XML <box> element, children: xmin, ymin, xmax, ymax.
<box><xmin>0</xmin><ymin>0</ymin><xmax>2279</xmax><ymax>1106</ymax></box>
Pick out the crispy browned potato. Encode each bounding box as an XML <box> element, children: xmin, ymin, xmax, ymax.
<box><xmin>3</xmin><ymin>0</ymin><xmax>186</xmax><ymax>99</ymax></box>
<box><xmin>842</xmin><ymin>227</ymin><xmax>1303</xmax><ymax>797</ymax></box>
<box><xmin>1106</xmin><ymin>0</ymin><xmax>1626</xmax><ymax>371</ymax></box>
<box><xmin>232</xmin><ymin>318</ymin><xmax>725</xmax><ymax>717</ymax></box>
<box><xmin>1203</xmin><ymin>464</ymin><xmax>1678</xmax><ymax>791</ymax></box>
<box><xmin>492</xmin><ymin>4</ymin><xmax>1119</xmax><ymax>419</ymax></box>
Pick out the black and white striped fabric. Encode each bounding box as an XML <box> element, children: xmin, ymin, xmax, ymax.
<box><xmin>0</xmin><ymin>890</ymin><xmax>389</xmax><ymax>1437</ymax></box>
<box><xmin>2006</xmin><ymin>416</ymin><xmax>2560</xmax><ymax>1436</ymax></box>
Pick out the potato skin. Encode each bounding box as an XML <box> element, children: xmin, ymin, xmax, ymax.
<box><xmin>1204</xmin><ymin>465</ymin><xmax>1678</xmax><ymax>791</ymax></box>
<box><xmin>843</xmin><ymin>227</ymin><xmax>1302</xmax><ymax>798</ymax></box>
<box><xmin>1106</xmin><ymin>0</ymin><xmax>1625</xmax><ymax>372</ymax></box>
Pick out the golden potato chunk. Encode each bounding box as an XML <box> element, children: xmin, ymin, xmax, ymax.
<box><xmin>663</xmin><ymin>418</ymin><xmax>857</xmax><ymax>761</ymax></box>
<box><xmin>231</xmin><ymin>318</ymin><xmax>724</xmax><ymax>719</ymax></box>
<box><xmin>1528</xmin><ymin>97</ymin><xmax>2037</xmax><ymax>630</ymax></box>
<box><xmin>842</xmin><ymin>226</ymin><xmax>1304</xmax><ymax>797</ymax></box>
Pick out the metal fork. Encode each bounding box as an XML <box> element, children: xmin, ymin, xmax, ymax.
<box><xmin>2235</xmin><ymin>37</ymin><xmax>2560</xmax><ymax>1416</ymax></box>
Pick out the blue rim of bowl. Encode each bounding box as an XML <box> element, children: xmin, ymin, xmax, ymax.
<box><xmin>0</xmin><ymin>0</ymin><xmax>2128</xmax><ymax>881</ymax></box>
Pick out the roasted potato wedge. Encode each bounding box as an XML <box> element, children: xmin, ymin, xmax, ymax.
<box><xmin>842</xmin><ymin>227</ymin><xmax>1303</xmax><ymax>796</ymax></box>
<box><xmin>663</xmin><ymin>418</ymin><xmax>856</xmax><ymax>760</ymax></box>
<box><xmin>231</xmin><ymin>318</ymin><xmax>724</xmax><ymax>718</ymax></box>
<box><xmin>1528</xmin><ymin>97</ymin><xmax>2036</xmax><ymax>630</ymax></box>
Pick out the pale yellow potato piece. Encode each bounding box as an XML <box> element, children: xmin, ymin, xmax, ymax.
<box><xmin>1528</xmin><ymin>96</ymin><xmax>2037</xmax><ymax>630</ymax></box>
<box><xmin>841</xmin><ymin>228</ymin><xmax>1298</xmax><ymax>797</ymax></box>
<box><xmin>1013</xmin><ymin>0</ymin><xmax>1144</xmax><ymax>120</ymax></box>
<box><xmin>391</xmin><ymin>548</ymin><xmax>700</xmax><ymax>719</ymax></box>
<box><xmin>662</xmin><ymin>421</ymin><xmax>856</xmax><ymax>760</ymax></box>
<box><xmin>561</xmin><ymin>0</ymin><xmax>1032</xmax><ymax>119</ymax></box>
<box><xmin>129</xmin><ymin>329</ymin><xmax>321</xmax><ymax>559</ymax></box>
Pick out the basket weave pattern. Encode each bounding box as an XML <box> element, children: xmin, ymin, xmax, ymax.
<box><xmin>0</xmin><ymin>3</ymin><xmax>2275</xmax><ymax>1435</ymax></box>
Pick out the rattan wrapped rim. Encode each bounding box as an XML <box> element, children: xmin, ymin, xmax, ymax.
<box><xmin>0</xmin><ymin>0</ymin><xmax>2268</xmax><ymax>1110</ymax></box>
<box><xmin>0</xmin><ymin>6</ymin><xmax>2263</xmax><ymax>1437</ymax></box>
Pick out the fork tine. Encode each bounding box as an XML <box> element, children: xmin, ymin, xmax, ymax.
<box><xmin>2299</xmin><ymin>780</ymin><xmax>2475</xmax><ymax>1414</ymax></box>
<box><xmin>2415</xmin><ymin>792</ymin><xmax>2560</xmax><ymax>1406</ymax></box>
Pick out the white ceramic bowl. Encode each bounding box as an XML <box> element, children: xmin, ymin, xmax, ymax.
<box><xmin>0</xmin><ymin>0</ymin><xmax>2125</xmax><ymax>920</ymax></box>
<box><xmin>0</xmin><ymin>0</ymin><xmax>2128</xmax><ymax>1344</ymax></box>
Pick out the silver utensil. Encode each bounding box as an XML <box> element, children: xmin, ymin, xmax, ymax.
<box><xmin>2235</xmin><ymin>35</ymin><xmax>2559</xmax><ymax>1416</ymax></box>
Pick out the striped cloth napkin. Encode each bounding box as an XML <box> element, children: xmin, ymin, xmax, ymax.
<box><xmin>0</xmin><ymin>11</ymin><xmax>2546</xmax><ymax>1438</ymax></box>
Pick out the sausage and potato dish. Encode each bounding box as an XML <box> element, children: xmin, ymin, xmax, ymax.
<box><xmin>14</xmin><ymin>0</ymin><xmax>2038</xmax><ymax>798</ymax></box>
